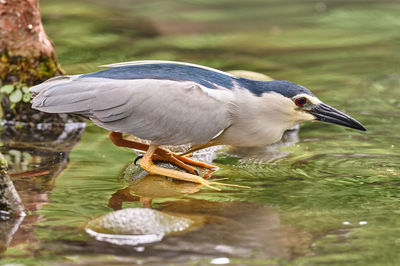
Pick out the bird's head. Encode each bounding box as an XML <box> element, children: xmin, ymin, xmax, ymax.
<box><xmin>290</xmin><ymin>93</ymin><xmax>366</xmax><ymax>131</ymax></box>
<box><xmin>256</xmin><ymin>80</ymin><xmax>366</xmax><ymax>131</ymax></box>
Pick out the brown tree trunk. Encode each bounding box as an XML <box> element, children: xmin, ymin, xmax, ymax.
<box><xmin>0</xmin><ymin>0</ymin><xmax>63</xmax><ymax>84</ymax></box>
<box><xmin>0</xmin><ymin>0</ymin><xmax>55</xmax><ymax>56</ymax></box>
<box><xmin>0</xmin><ymin>0</ymin><xmax>80</xmax><ymax>123</ymax></box>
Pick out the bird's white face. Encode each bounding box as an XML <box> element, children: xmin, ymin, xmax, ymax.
<box><xmin>290</xmin><ymin>93</ymin><xmax>322</xmax><ymax>123</ymax></box>
<box><xmin>292</xmin><ymin>93</ymin><xmax>322</xmax><ymax>110</ymax></box>
<box><xmin>265</xmin><ymin>93</ymin><xmax>318</xmax><ymax>127</ymax></box>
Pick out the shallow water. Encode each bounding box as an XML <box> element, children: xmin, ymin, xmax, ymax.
<box><xmin>1</xmin><ymin>0</ymin><xmax>400</xmax><ymax>265</ymax></box>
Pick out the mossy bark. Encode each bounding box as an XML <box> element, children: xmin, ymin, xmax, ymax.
<box><xmin>0</xmin><ymin>0</ymin><xmax>80</xmax><ymax>123</ymax></box>
<box><xmin>0</xmin><ymin>0</ymin><xmax>63</xmax><ymax>82</ymax></box>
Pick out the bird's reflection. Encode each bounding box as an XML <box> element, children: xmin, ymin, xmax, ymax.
<box><xmin>99</xmin><ymin>127</ymin><xmax>306</xmax><ymax>256</ymax></box>
<box><xmin>100</xmin><ymin>172</ymin><xmax>312</xmax><ymax>260</ymax></box>
<box><xmin>109</xmin><ymin>174</ymin><xmax>202</xmax><ymax>209</ymax></box>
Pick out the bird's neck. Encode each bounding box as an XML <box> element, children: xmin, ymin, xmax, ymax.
<box><xmin>217</xmin><ymin>89</ymin><xmax>299</xmax><ymax>147</ymax></box>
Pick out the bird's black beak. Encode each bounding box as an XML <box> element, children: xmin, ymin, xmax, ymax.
<box><xmin>308</xmin><ymin>103</ymin><xmax>366</xmax><ymax>131</ymax></box>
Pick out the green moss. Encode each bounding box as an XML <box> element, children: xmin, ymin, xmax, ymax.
<box><xmin>0</xmin><ymin>157</ymin><xmax>8</xmax><ymax>174</ymax></box>
<box><xmin>0</xmin><ymin>50</ymin><xmax>63</xmax><ymax>86</ymax></box>
<box><xmin>0</xmin><ymin>50</ymin><xmax>82</xmax><ymax>122</ymax></box>
<box><xmin>0</xmin><ymin>49</ymin><xmax>63</xmax><ymax>115</ymax></box>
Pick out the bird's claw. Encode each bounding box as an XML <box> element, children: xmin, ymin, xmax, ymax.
<box><xmin>207</xmin><ymin>177</ymin><xmax>228</xmax><ymax>182</ymax></box>
<box><xmin>134</xmin><ymin>155</ymin><xmax>143</xmax><ymax>165</ymax></box>
<box><xmin>200</xmin><ymin>179</ymin><xmax>250</xmax><ymax>190</ymax></box>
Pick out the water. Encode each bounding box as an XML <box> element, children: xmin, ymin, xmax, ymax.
<box><xmin>1</xmin><ymin>0</ymin><xmax>400</xmax><ymax>264</ymax></box>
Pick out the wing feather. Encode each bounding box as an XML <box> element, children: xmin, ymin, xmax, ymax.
<box><xmin>90</xmin><ymin>79</ymin><xmax>233</xmax><ymax>145</ymax></box>
<box><xmin>100</xmin><ymin>60</ymin><xmax>235</xmax><ymax>78</ymax></box>
<box><xmin>30</xmin><ymin>77</ymin><xmax>233</xmax><ymax>145</ymax></box>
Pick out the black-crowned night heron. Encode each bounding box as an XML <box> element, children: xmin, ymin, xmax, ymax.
<box><xmin>30</xmin><ymin>60</ymin><xmax>366</xmax><ymax>190</ymax></box>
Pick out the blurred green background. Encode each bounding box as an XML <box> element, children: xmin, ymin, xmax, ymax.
<box><xmin>2</xmin><ymin>0</ymin><xmax>400</xmax><ymax>265</ymax></box>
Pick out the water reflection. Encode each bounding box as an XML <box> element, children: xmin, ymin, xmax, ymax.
<box><xmin>87</xmin><ymin>195</ymin><xmax>311</xmax><ymax>262</ymax></box>
<box><xmin>52</xmin><ymin>126</ymin><xmax>302</xmax><ymax>262</ymax></box>
<box><xmin>1</xmin><ymin>122</ymin><xmax>85</xmax><ymax>210</ymax></box>
<box><xmin>109</xmin><ymin>174</ymin><xmax>201</xmax><ymax>209</ymax></box>
<box><xmin>0</xmin><ymin>216</ymin><xmax>25</xmax><ymax>254</ymax></box>
<box><xmin>0</xmin><ymin>121</ymin><xmax>85</xmax><ymax>255</ymax></box>
<box><xmin>93</xmin><ymin>150</ymin><xmax>311</xmax><ymax>260</ymax></box>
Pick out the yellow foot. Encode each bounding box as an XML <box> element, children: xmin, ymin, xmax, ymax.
<box><xmin>110</xmin><ymin>132</ymin><xmax>218</xmax><ymax>176</ymax></box>
<box><xmin>173</xmin><ymin>154</ymin><xmax>218</xmax><ymax>170</ymax></box>
<box><xmin>155</xmin><ymin>149</ymin><xmax>217</xmax><ymax>172</ymax></box>
<box><xmin>140</xmin><ymin>145</ymin><xmax>249</xmax><ymax>191</ymax></box>
<box><xmin>151</xmin><ymin>153</ymin><xmax>199</xmax><ymax>175</ymax></box>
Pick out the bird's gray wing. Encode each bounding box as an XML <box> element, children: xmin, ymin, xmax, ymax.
<box><xmin>31</xmin><ymin>77</ymin><xmax>233</xmax><ymax>145</ymax></box>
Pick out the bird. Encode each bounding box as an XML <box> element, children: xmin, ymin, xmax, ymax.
<box><xmin>30</xmin><ymin>60</ymin><xmax>366</xmax><ymax>190</ymax></box>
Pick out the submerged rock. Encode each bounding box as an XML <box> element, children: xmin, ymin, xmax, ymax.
<box><xmin>86</xmin><ymin>208</ymin><xmax>198</xmax><ymax>246</ymax></box>
<box><xmin>0</xmin><ymin>155</ymin><xmax>25</xmax><ymax>219</ymax></box>
<box><xmin>0</xmin><ymin>154</ymin><xmax>25</xmax><ymax>253</ymax></box>
<box><xmin>129</xmin><ymin>174</ymin><xmax>201</xmax><ymax>198</ymax></box>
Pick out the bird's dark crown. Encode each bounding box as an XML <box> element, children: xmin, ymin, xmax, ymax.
<box><xmin>239</xmin><ymin>79</ymin><xmax>315</xmax><ymax>98</ymax></box>
<box><xmin>81</xmin><ymin>63</ymin><xmax>314</xmax><ymax>99</ymax></box>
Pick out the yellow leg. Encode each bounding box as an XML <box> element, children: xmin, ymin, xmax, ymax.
<box><xmin>140</xmin><ymin>145</ymin><xmax>249</xmax><ymax>191</ymax></box>
<box><xmin>110</xmin><ymin>131</ymin><xmax>217</xmax><ymax>173</ymax></box>
<box><xmin>172</xmin><ymin>154</ymin><xmax>218</xmax><ymax>170</ymax></box>
<box><xmin>151</xmin><ymin>153</ymin><xmax>199</xmax><ymax>174</ymax></box>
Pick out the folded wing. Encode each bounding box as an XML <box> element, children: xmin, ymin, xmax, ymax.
<box><xmin>30</xmin><ymin>76</ymin><xmax>233</xmax><ymax>145</ymax></box>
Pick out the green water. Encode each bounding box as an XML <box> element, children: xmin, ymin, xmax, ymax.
<box><xmin>2</xmin><ymin>0</ymin><xmax>400</xmax><ymax>265</ymax></box>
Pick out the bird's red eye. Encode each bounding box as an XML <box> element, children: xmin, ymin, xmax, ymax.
<box><xmin>295</xmin><ymin>97</ymin><xmax>307</xmax><ymax>107</ymax></box>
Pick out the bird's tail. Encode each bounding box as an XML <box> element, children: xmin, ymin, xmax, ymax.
<box><xmin>30</xmin><ymin>75</ymin><xmax>93</xmax><ymax>116</ymax></box>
